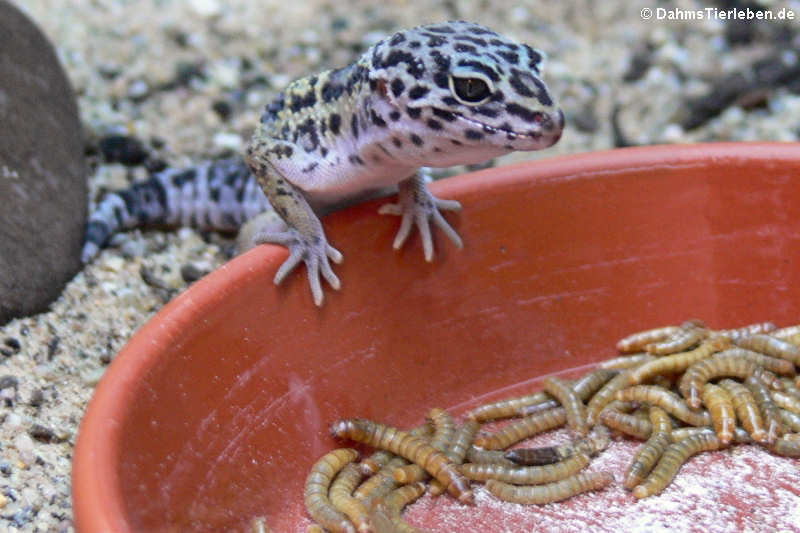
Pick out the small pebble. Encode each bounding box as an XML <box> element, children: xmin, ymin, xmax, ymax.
<box><xmin>14</xmin><ymin>434</ymin><xmax>36</xmax><ymax>466</ymax></box>
<box><xmin>180</xmin><ymin>262</ymin><xmax>210</xmax><ymax>283</ymax></box>
<box><xmin>98</xmin><ymin>135</ymin><xmax>149</xmax><ymax>166</ymax></box>
<box><xmin>0</xmin><ymin>375</ymin><xmax>18</xmax><ymax>390</ymax></box>
<box><xmin>29</xmin><ymin>389</ymin><xmax>45</xmax><ymax>407</ymax></box>
<box><xmin>30</xmin><ymin>424</ymin><xmax>59</xmax><ymax>443</ymax></box>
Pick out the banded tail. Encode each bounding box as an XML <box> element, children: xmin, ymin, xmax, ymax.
<box><xmin>81</xmin><ymin>159</ymin><xmax>270</xmax><ymax>262</ymax></box>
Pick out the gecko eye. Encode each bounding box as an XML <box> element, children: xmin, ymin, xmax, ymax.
<box><xmin>449</xmin><ymin>75</ymin><xmax>493</xmax><ymax>105</ymax></box>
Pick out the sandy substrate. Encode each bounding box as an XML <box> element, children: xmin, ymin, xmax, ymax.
<box><xmin>3</xmin><ymin>0</ymin><xmax>799</xmax><ymax>531</ymax></box>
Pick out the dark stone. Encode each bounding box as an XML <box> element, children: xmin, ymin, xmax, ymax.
<box><xmin>98</xmin><ymin>134</ymin><xmax>149</xmax><ymax>166</ymax></box>
<box><xmin>0</xmin><ymin>1</ymin><xmax>87</xmax><ymax>325</ymax></box>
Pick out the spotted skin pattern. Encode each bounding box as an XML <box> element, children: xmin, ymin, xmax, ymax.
<box><xmin>83</xmin><ymin>21</ymin><xmax>563</xmax><ymax>305</ymax></box>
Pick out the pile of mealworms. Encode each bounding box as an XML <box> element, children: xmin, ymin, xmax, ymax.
<box><xmin>299</xmin><ymin>320</ymin><xmax>800</xmax><ymax>533</ymax></box>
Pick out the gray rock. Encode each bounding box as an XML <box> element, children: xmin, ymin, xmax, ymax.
<box><xmin>0</xmin><ymin>1</ymin><xmax>87</xmax><ymax>324</ymax></box>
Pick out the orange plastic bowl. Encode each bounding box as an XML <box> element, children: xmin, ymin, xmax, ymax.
<box><xmin>73</xmin><ymin>143</ymin><xmax>800</xmax><ymax>532</ymax></box>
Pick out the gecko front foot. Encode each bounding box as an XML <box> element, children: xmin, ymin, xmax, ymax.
<box><xmin>378</xmin><ymin>175</ymin><xmax>463</xmax><ymax>262</ymax></box>
<box><xmin>254</xmin><ymin>227</ymin><xmax>342</xmax><ymax>306</ymax></box>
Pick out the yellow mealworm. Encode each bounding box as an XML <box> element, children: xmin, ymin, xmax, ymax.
<box><xmin>745</xmin><ymin>375</ymin><xmax>784</xmax><ymax>444</ymax></box>
<box><xmin>718</xmin><ymin>379</ymin><xmax>767</xmax><ymax>443</ymax></box>
<box><xmin>735</xmin><ymin>334</ymin><xmax>800</xmax><ymax>365</ymax></box>
<box><xmin>771</xmin><ymin>390</ymin><xmax>800</xmax><ymax>415</ymax></box>
<box><xmin>778</xmin><ymin>409</ymin><xmax>800</xmax><ymax>432</ymax></box>
<box><xmin>720</xmin><ymin>348</ymin><xmax>795</xmax><ymax>375</ymax></box>
<box><xmin>330</xmin><ymin>419</ymin><xmax>473</xmax><ymax>503</ymax></box>
<box><xmin>767</xmin><ymin>434</ymin><xmax>800</xmax><ymax>457</ymax></box>
<box><xmin>506</xmin><ymin>425</ymin><xmax>611</xmax><ymax>466</ymax></box>
<box><xmin>307</xmin><ymin>525</ymin><xmax>325</xmax><ymax>533</ymax></box>
<box><xmin>669</xmin><ymin>426</ymin><xmax>751</xmax><ymax>444</ymax></box>
<box><xmin>769</xmin><ymin>325</ymin><xmax>800</xmax><ymax>340</ymax></box>
<box><xmin>472</xmin><ymin>407</ymin><xmax>567</xmax><ymax>450</ymax></box>
<box><xmin>429</xmin><ymin>419</ymin><xmax>481</xmax><ymax>496</ymax></box>
<box><xmin>361</xmin><ymin>450</ymin><xmax>395</xmax><ymax>476</ymax></box>
<box><xmin>329</xmin><ymin>463</ymin><xmax>370</xmax><ymax>533</ymax></box>
<box><xmin>645</xmin><ymin>327</ymin><xmax>708</xmax><ymax>355</ymax></box>
<box><xmin>617</xmin><ymin>326</ymin><xmax>681</xmax><ymax>353</ymax></box>
<box><xmin>616</xmin><ymin>385</ymin><xmax>711</xmax><ymax>427</ymax></box>
<box><xmin>586</xmin><ymin>371</ymin><xmax>632</xmax><ymax>425</ymax></box>
<box><xmin>679</xmin><ymin>352</ymin><xmax>781</xmax><ymax>409</ymax></box>
<box><xmin>598</xmin><ymin>405</ymin><xmax>652</xmax><ymax>440</ymax></box>
<box><xmin>460</xmin><ymin>452</ymin><xmax>590</xmax><ymax>484</ymax></box>
<box><xmin>701</xmin><ymin>383</ymin><xmax>735</xmax><ymax>445</ymax></box>
<box><xmin>681</xmin><ymin>319</ymin><xmax>707</xmax><ymax>329</ymax></box>
<box><xmin>467</xmin><ymin>391</ymin><xmax>550</xmax><ymax>422</ymax></box>
<box><xmin>517</xmin><ymin>369</ymin><xmax>617</xmax><ymax>417</ymax></box>
<box><xmin>485</xmin><ymin>471</ymin><xmax>614</xmax><ymax>504</ymax></box>
<box><xmin>628</xmin><ymin>338</ymin><xmax>730</xmax><ymax>385</ymax></box>
<box><xmin>395</xmin><ymin>408</ymin><xmax>456</xmax><ymax>487</ymax></box>
<box><xmin>632</xmin><ymin>432</ymin><xmax>721</xmax><ymax>498</ymax></box>
<box><xmin>714</xmin><ymin>322</ymin><xmax>777</xmax><ymax>341</ymax></box>
<box><xmin>779</xmin><ymin>377</ymin><xmax>800</xmax><ymax>398</ymax></box>
<box><xmin>543</xmin><ymin>377</ymin><xmax>588</xmax><ymax>436</ymax></box>
<box><xmin>623</xmin><ymin>406</ymin><xmax>672</xmax><ymax>489</ymax></box>
<box><xmin>368</xmin><ymin>482</ymin><xmax>428</xmax><ymax>533</ymax></box>
<box><xmin>598</xmin><ymin>353</ymin><xmax>657</xmax><ymax>370</ymax></box>
<box><xmin>355</xmin><ymin>456</ymin><xmax>407</xmax><ymax>505</ymax></box>
<box><xmin>304</xmin><ymin>448</ymin><xmax>359</xmax><ymax>533</ymax></box>
<box><xmin>466</xmin><ymin>446</ymin><xmax>517</xmax><ymax>466</ymax></box>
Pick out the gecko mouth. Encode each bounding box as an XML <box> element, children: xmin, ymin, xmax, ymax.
<box><xmin>453</xmin><ymin>112</ymin><xmax>555</xmax><ymax>142</ymax></box>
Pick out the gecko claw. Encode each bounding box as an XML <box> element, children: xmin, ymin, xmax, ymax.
<box><xmin>380</xmin><ymin>178</ymin><xmax>463</xmax><ymax>261</ymax></box>
<box><xmin>255</xmin><ymin>228</ymin><xmax>342</xmax><ymax>306</ymax></box>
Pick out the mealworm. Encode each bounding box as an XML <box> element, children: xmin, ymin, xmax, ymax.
<box><xmin>368</xmin><ymin>482</ymin><xmax>427</xmax><ymax>533</ymax></box>
<box><xmin>304</xmin><ymin>448</ymin><xmax>359</xmax><ymax>533</ymax></box>
<box><xmin>701</xmin><ymin>383</ymin><xmax>735</xmax><ymax>445</ymax></box>
<box><xmin>623</xmin><ymin>406</ymin><xmax>672</xmax><ymax>489</ymax></box>
<box><xmin>735</xmin><ymin>334</ymin><xmax>800</xmax><ymax>365</ymax></box>
<box><xmin>778</xmin><ymin>409</ymin><xmax>800</xmax><ymax>432</ymax></box>
<box><xmin>714</xmin><ymin>322</ymin><xmax>777</xmax><ymax>341</ymax></box>
<box><xmin>745</xmin><ymin>375</ymin><xmax>784</xmax><ymax>444</ymax></box>
<box><xmin>771</xmin><ymin>390</ymin><xmax>800</xmax><ymax>415</ymax></box>
<box><xmin>395</xmin><ymin>408</ymin><xmax>457</xmax><ymax>486</ymax></box>
<box><xmin>598</xmin><ymin>403</ymin><xmax>652</xmax><ymax>440</ymax></box>
<box><xmin>329</xmin><ymin>463</ymin><xmax>370</xmax><ymax>533</ymax></box>
<box><xmin>429</xmin><ymin>419</ymin><xmax>482</xmax><ymax>496</ymax></box>
<box><xmin>769</xmin><ymin>325</ymin><xmax>800</xmax><ymax>340</ymax></box>
<box><xmin>632</xmin><ymin>432</ymin><xmax>721</xmax><ymax>498</ymax></box>
<box><xmin>616</xmin><ymin>385</ymin><xmax>711</xmax><ymax>427</ymax></box>
<box><xmin>517</xmin><ymin>369</ymin><xmax>617</xmax><ymax>417</ymax></box>
<box><xmin>330</xmin><ymin>419</ymin><xmax>473</xmax><ymax>503</ymax></box>
<box><xmin>598</xmin><ymin>353</ymin><xmax>657</xmax><ymax>370</ymax></box>
<box><xmin>460</xmin><ymin>452</ymin><xmax>590</xmax><ymax>484</ymax></box>
<box><xmin>503</xmin><ymin>433</ymin><xmax>609</xmax><ymax>479</ymax></box>
<box><xmin>354</xmin><ymin>456</ymin><xmax>407</xmax><ymax>506</ymax></box>
<box><xmin>681</xmin><ymin>319</ymin><xmax>707</xmax><ymax>329</ymax></box>
<box><xmin>628</xmin><ymin>338</ymin><xmax>730</xmax><ymax>386</ymax></box>
<box><xmin>307</xmin><ymin>525</ymin><xmax>325</xmax><ymax>533</ymax></box>
<box><xmin>485</xmin><ymin>471</ymin><xmax>614</xmax><ymax>504</ymax></box>
<box><xmin>543</xmin><ymin>377</ymin><xmax>589</xmax><ymax>436</ymax></box>
<box><xmin>586</xmin><ymin>371</ymin><xmax>633</xmax><ymax>425</ymax></box>
<box><xmin>472</xmin><ymin>407</ymin><xmax>567</xmax><ymax>450</ymax></box>
<box><xmin>720</xmin><ymin>348</ymin><xmax>795</xmax><ymax>375</ymax></box>
<box><xmin>718</xmin><ymin>379</ymin><xmax>767</xmax><ymax>443</ymax></box>
<box><xmin>504</xmin><ymin>427</ymin><xmax>610</xmax><ymax>466</ymax></box>
<box><xmin>645</xmin><ymin>327</ymin><xmax>708</xmax><ymax>355</ymax></box>
<box><xmin>767</xmin><ymin>434</ymin><xmax>800</xmax><ymax>457</ymax></box>
<box><xmin>617</xmin><ymin>326</ymin><xmax>681</xmax><ymax>353</ymax></box>
<box><xmin>466</xmin><ymin>446</ymin><xmax>517</xmax><ymax>466</ymax></box>
<box><xmin>467</xmin><ymin>392</ymin><xmax>550</xmax><ymax>422</ymax></box>
<box><xmin>361</xmin><ymin>451</ymin><xmax>395</xmax><ymax>476</ymax></box>
<box><xmin>779</xmin><ymin>377</ymin><xmax>800</xmax><ymax>398</ymax></box>
<box><xmin>679</xmin><ymin>352</ymin><xmax>781</xmax><ymax>409</ymax></box>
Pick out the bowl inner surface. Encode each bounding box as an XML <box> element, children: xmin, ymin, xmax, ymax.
<box><xmin>73</xmin><ymin>143</ymin><xmax>800</xmax><ymax>532</ymax></box>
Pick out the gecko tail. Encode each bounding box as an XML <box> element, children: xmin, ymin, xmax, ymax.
<box><xmin>81</xmin><ymin>159</ymin><xmax>270</xmax><ymax>263</ymax></box>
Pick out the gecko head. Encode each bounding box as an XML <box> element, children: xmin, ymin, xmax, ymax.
<box><xmin>369</xmin><ymin>21</ymin><xmax>564</xmax><ymax>157</ymax></box>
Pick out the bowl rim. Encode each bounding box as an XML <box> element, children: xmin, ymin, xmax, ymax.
<box><xmin>71</xmin><ymin>141</ymin><xmax>800</xmax><ymax>533</ymax></box>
